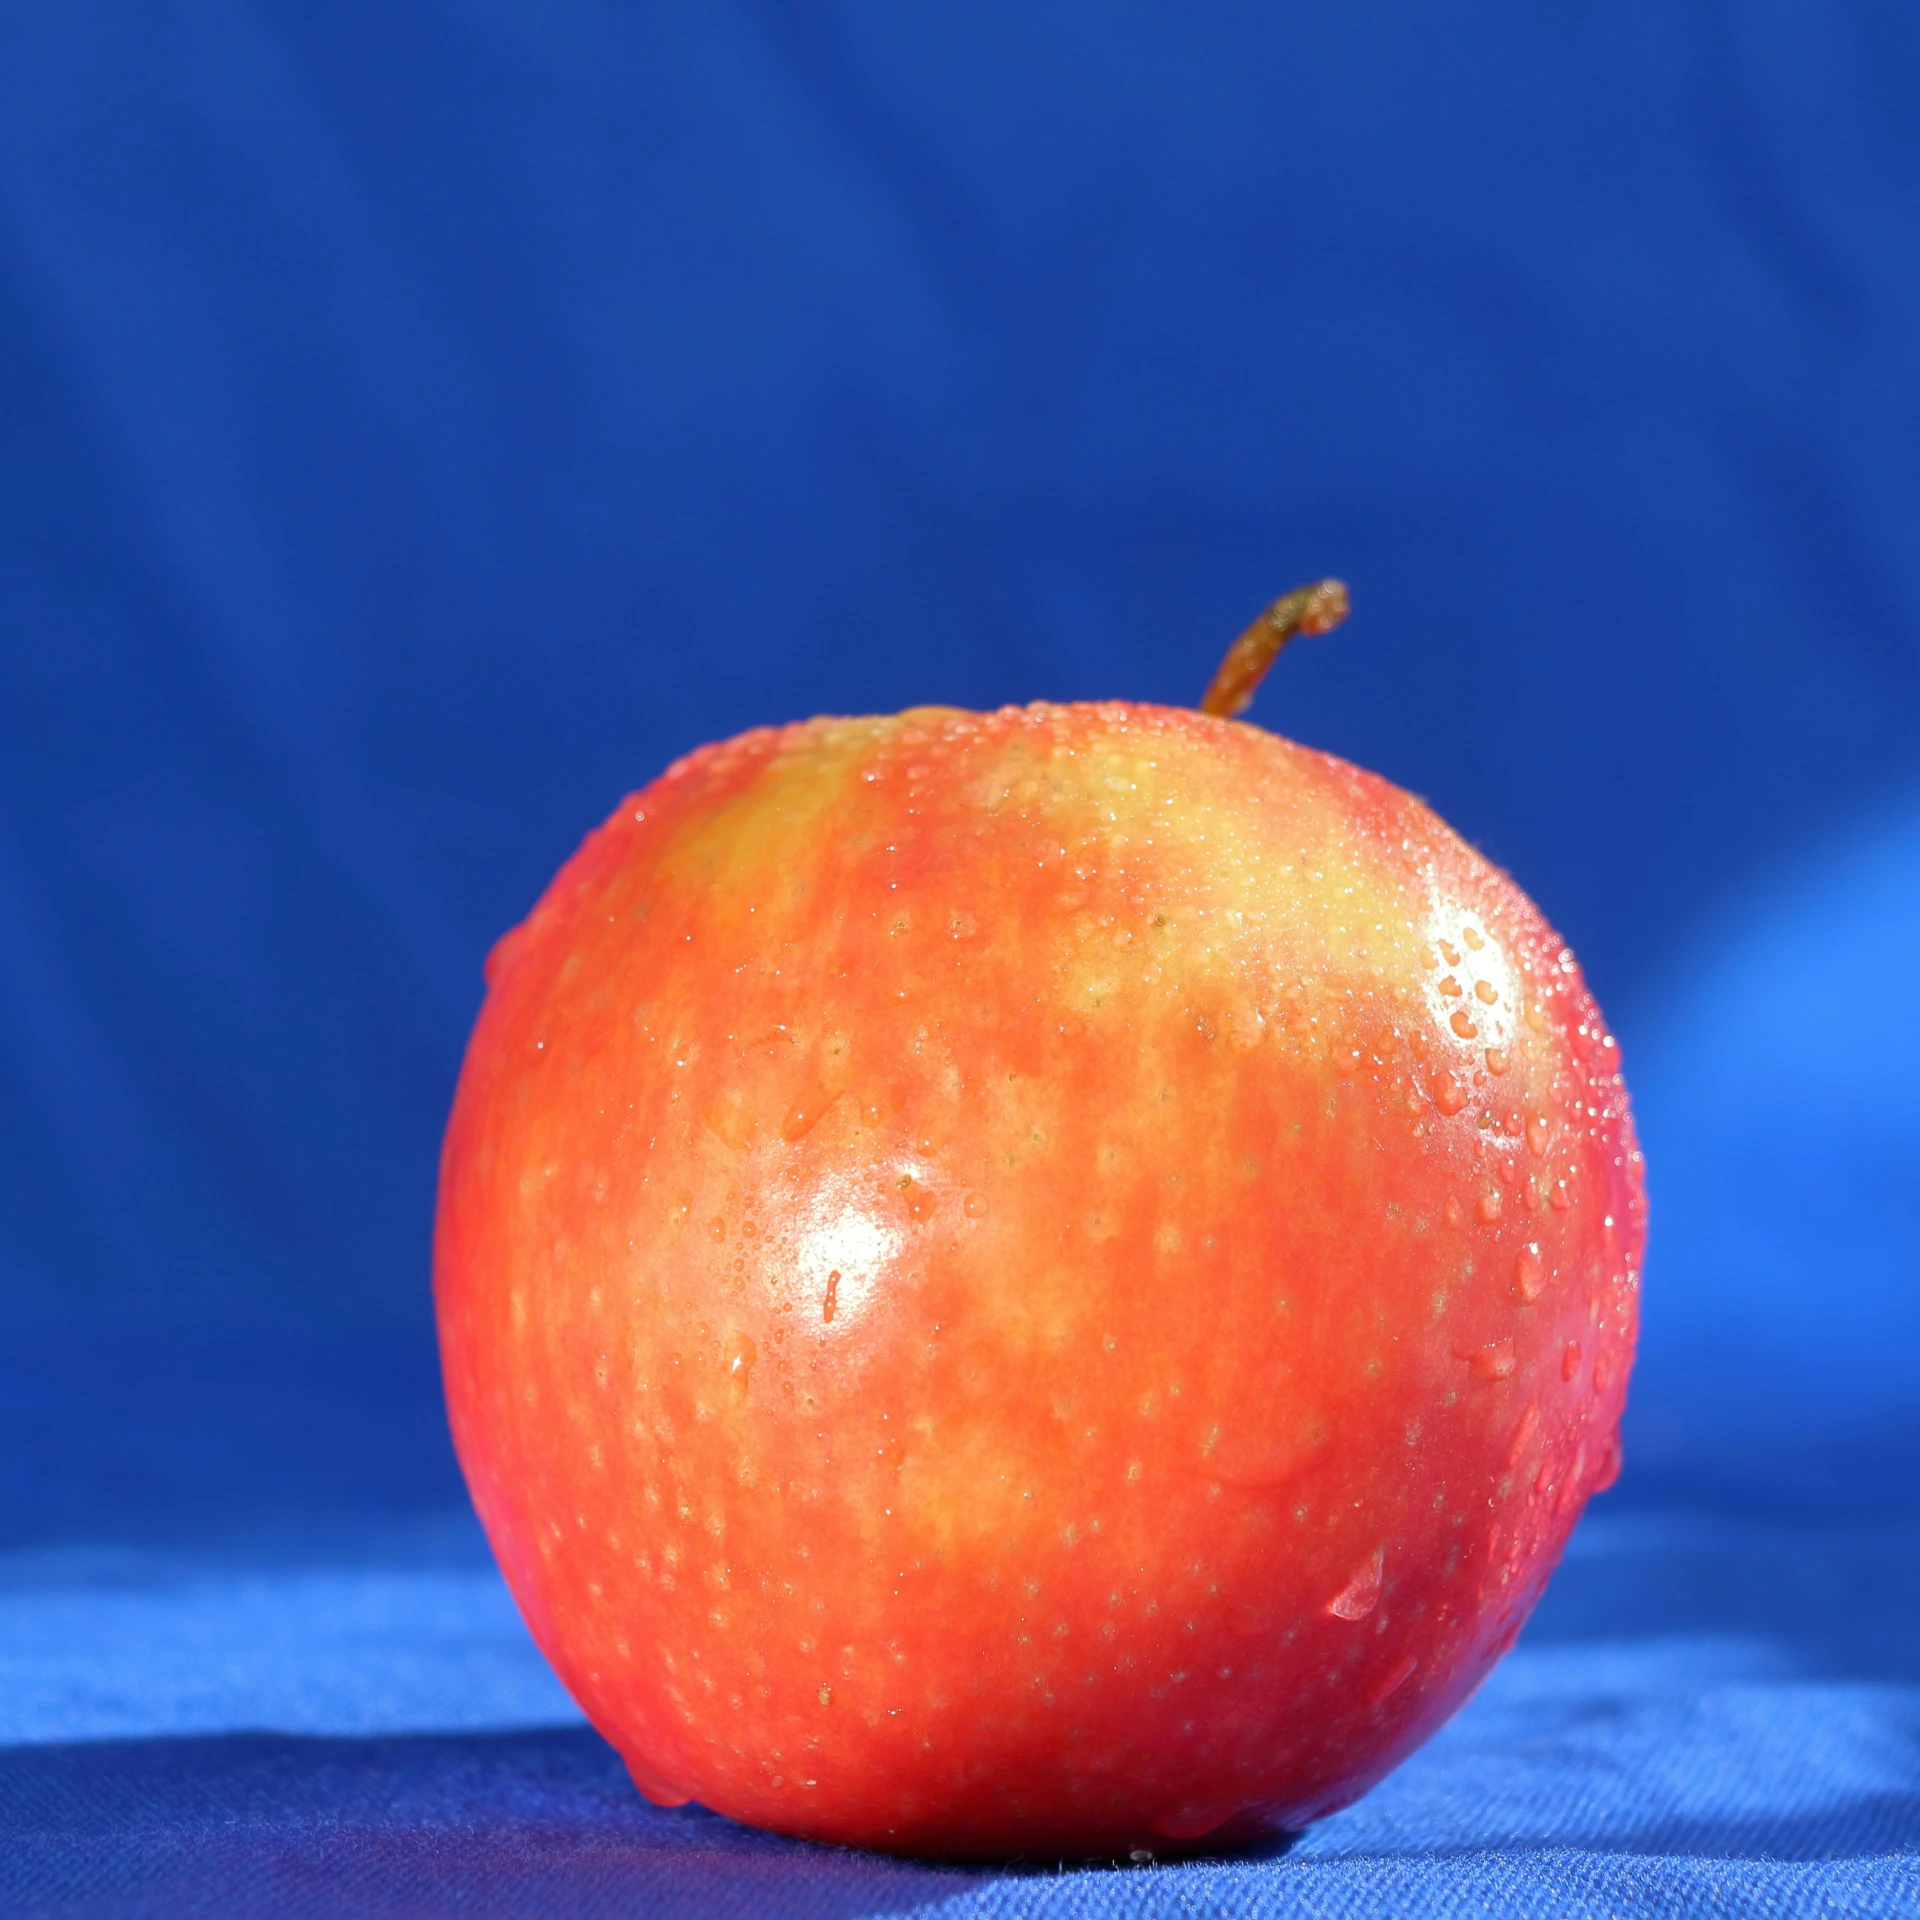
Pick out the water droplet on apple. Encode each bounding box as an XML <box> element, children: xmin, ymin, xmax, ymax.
<box><xmin>1506</xmin><ymin>1399</ymin><xmax>1540</xmax><ymax>1467</ymax></box>
<box><xmin>722</xmin><ymin>1331</ymin><xmax>756</xmax><ymax>1407</ymax></box>
<box><xmin>1562</xmin><ymin>1339</ymin><xmax>1581</xmax><ymax>1382</ymax></box>
<box><xmin>1526</xmin><ymin>1115</ymin><xmax>1550</xmax><ymax>1158</ymax></box>
<box><xmin>781</xmin><ymin>1087</ymin><xmax>840</xmax><ymax>1142</ymax></box>
<box><xmin>822</xmin><ymin>1272</ymin><xmax>840</xmax><ymax>1323</ymax></box>
<box><xmin>1450</xmin><ymin>1009</ymin><xmax>1478</xmax><ymax>1040</ymax></box>
<box><xmin>1474</xmin><ymin>979</ymin><xmax>1498</xmax><ymax>1005</ymax></box>
<box><xmin>1591</xmin><ymin>1426</ymin><xmax>1623</xmax><ymax>1491</ymax></box>
<box><xmin>1484</xmin><ymin>1047</ymin><xmax>1509</xmax><ymax>1075</ymax></box>
<box><xmin>1513</xmin><ymin>1245</ymin><xmax>1544</xmax><ymax>1301</ymax></box>
<box><xmin>1325</xmin><ymin>1548</ymin><xmax>1385</xmax><ymax>1620</ymax></box>
<box><xmin>1592</xmin><ymin>1350</ymin><xmax>1613</xmax><ymax>1394</ymax></box>
<box><xmin>1557</xmin><ymin>1440</ymin><xmax>1588</xmax><ymax>1512</ymax></box>
<box><xmin>1476</xmin><ymin>1190</ymin><xmax>1502</xmax><ymax>1226</ymax></box>
<box><xmin>963</xmin><ymin>1192</ymin><xmax>988</xmax><ymax>1219</ymax></box>
<box><xmin>1365</xmin><ymin>1651</ymin><xmax>1420</xmax><ymax>1707</ymax></box>
<box><xmin>1456</xmin><ymin>1340</ymin><xmax>1516</xmax><ymax>1382</ymax></box>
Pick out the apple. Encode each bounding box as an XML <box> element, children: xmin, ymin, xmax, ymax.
<box><xmin>435</xmin><ymin>583</ymin><xmax>1643</xmax><ymax>1859</ymax></box>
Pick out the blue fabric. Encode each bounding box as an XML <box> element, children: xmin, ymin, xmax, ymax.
<box><xmin>1624</xmin><ymin>794</ymin><xmax>1920</xmax><ymax>1512</ymax></box>
<box><xmin>4</xmin><ymin>3</ymin><xmax>1920</xmax><ymax>1913</ymax></box>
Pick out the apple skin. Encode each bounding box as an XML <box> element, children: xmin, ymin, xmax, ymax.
<box><xmin>435</xmin><ymin>699</ymin><xmax>1643</xmax><ymax>1859</ymax></box>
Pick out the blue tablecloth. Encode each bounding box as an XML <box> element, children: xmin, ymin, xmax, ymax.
<box><xmin>6</xmin><ymin>1508</ymin><xmax>1918</xmax><ymax>1916</ymax></box>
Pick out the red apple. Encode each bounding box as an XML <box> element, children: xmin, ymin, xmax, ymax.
<box><xmin>435</xmin><ymin>584</ymin><xmax>1643</xmax><ymax>1858</ymax></box>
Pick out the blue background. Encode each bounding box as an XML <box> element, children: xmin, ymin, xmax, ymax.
<box><xmin>2</xmin><ymin>4</ymin><xmax>1917</xmax><ymax>1913</ymax></box>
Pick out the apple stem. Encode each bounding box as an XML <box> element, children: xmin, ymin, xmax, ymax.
<box><xmin>1198</xmin><ymin>579</ymin><xmax>1350</xmax><ymax>719</ymax></box>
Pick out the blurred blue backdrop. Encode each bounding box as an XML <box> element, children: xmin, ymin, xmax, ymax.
<box><xmin>1</xmin><ymin>2</ymin><xmax>1917</xmax><ymax>1545</ymax></box>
